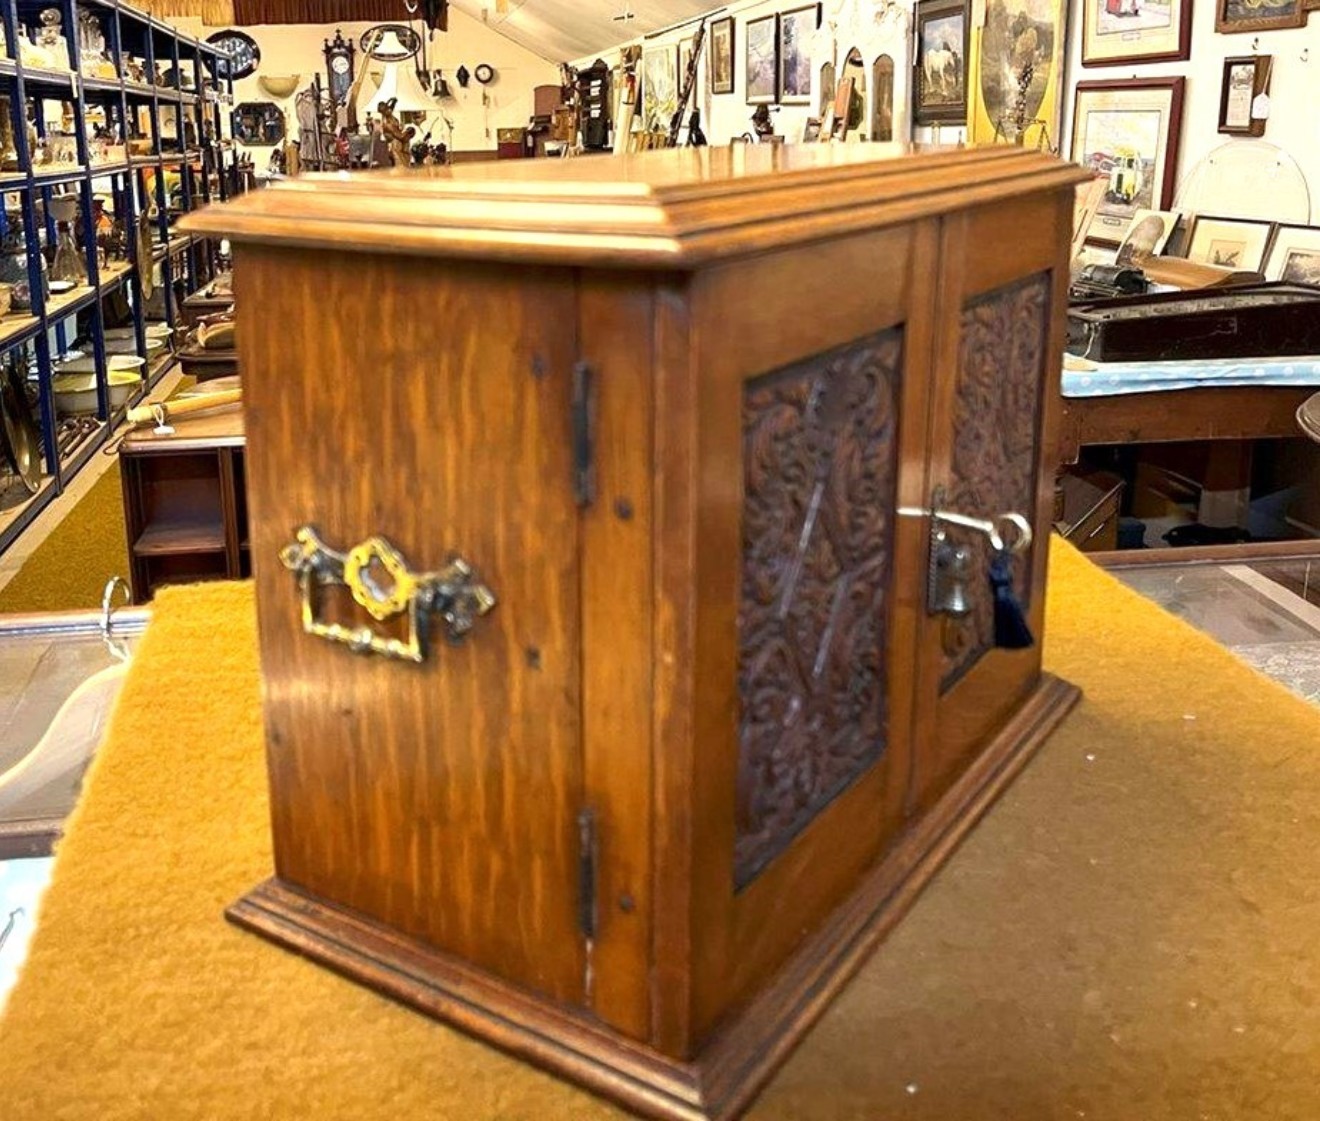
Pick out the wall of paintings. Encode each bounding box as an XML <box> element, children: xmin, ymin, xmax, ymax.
<box><xmin>1064</xmin><ymin>0</ymin><xmax>1319</xmax><ymax>231</ymax></box>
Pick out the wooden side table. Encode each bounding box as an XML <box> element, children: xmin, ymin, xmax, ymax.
<box><xmin>118</xmin><ymin>406</ymin><xmax>247</xmax><ymax>603</ymax></box>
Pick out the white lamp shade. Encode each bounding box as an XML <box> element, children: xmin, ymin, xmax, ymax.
<box><xmin>356</xmin><ymin>62</ymin><xmax>434</xmax><ymax>117</ymax></box>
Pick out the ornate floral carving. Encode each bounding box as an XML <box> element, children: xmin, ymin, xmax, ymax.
<box><xmin>735</xmin><ymin>331</ymin><xmax>902</xmax><ymax>888</ymax></box>
<box><xmin>942</xmin><ymin>273</ymin><xmax>1049</xmax><ymax>689</ymax></box>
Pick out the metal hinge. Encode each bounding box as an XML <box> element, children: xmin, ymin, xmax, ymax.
<box><xmin>577</xmin><ymin>807</ymin><xmax>598</xmax><ymax>940</ymax></box>
<box><xmin>571</xmin><ymin>361</ymin><xmax>596</xmax><ymax>508</ymax></box>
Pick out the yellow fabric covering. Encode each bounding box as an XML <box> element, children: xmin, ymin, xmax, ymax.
<box><xmin>3</xmin><ymin>541</ymin><xmax>1319</xmax><ymax>1120</ymax></box>
<box><xmin>0</xmin><ymin>463</ymin><xmax>129</xmax><ymax>614</ymax></box>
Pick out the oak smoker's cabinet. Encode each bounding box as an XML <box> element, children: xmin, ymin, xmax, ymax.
<box><xmin>184</xmin><ymin>145</ymin><xmax>1085</xmax><ymax>1121</ymax></box>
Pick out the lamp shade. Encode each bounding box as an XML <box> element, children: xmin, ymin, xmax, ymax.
<box><xmin>356</xmin><ymin>61</ymin><xmax>434</xmax><ymax>117</ymax></box>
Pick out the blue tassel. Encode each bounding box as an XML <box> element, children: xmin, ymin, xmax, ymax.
<box><xmin>989</xmin><ymin>550</ymin><xmax>1034</xmax><ymax>650</ymax></box>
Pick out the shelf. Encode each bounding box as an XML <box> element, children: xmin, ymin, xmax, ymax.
<box><xmin>17</xmin><ymin>67</ymin><xmax>77</xmax><ymax>92</ymax></box>
<box><xmin>98</xmin><ymin>261</ymin><xmax>134</xmax><ymax>292</ymax></box>
<box><xmin>31</xmin><ymin>166</ymin><xmax>88</xmax><ymax>187</ymax></box>
<box><xmin>80</xmin><ymin>76</ymin><xmax>123</xmax><ymax>95</ymax></box>
<box><xmin>0</xmin><ymin>313</ymin><xmax>41</xmax><ymax>350</ymax></box>
<box><xmin>90</xmin><ymin>161</ymin><xmax>131</xmax><ymax>177</ymax></box>
<box><xmin>45</xmin><ymin>285</ymin><xmax>97</xmax><ymax>319</ymax></box>
<box><xmin>123</xmin><ymin>81</ymin><xmax>160</xmax><ymax>101</ymax></box>
<box><xmin>133</xmin><ymin>516</ymin><xmax>226</xmax><ymax>556</ymax></box>
<box><xmin>0</xmin><ymin>475</ymin><xmax>56</xmax><ymax>555</ymax></box>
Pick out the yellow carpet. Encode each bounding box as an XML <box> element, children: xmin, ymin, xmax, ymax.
<box><xmin>0</xmin><ymin>462</ymin><xmax>129</xmax><ymax>614</ymax></box>
<box><xmin>3</xmin><ymin>540</ymin><xmax>1320</xmax><ymax>1120</ymax></box>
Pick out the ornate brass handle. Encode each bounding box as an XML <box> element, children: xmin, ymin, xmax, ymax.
<box><xmin>279</xmin><ymin>526</ymin><xmax>496</xmax><ymax>664</ymax></box>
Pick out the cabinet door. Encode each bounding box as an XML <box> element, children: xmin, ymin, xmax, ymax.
<box><xmin>667</xmin><ymin>224</ymin><xmax>938</xmax><ymax>1052</ymax></box>
<box><xmin>238</xmin><ymin>250</ymin><xmax>587</xmax><ymax>1008</ymax></box>
<box><xmin>911</xmin><ymin>192</ymin><xmax>1073</xmax><ymax>810</ymax></box>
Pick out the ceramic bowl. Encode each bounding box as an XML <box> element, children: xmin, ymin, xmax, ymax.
<box><xmin>52</xmin><ymin>362</ymin><xmax>143</xmax><ymax>415</ymax></box>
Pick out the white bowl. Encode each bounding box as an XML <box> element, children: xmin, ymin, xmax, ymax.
<box><xmin>53</xmin><ymin>365</ymin><xmax>142</xmax><ymax>415</ymax></box>
<box><xmin>57</xmin><ymin>353</ymin><xmax>146</xmax><ymax>376</ymax></box>
<box><xmin>105</xmin><ymin>336</ymin><xmax>165</xmax><ymax>358</ymax></box>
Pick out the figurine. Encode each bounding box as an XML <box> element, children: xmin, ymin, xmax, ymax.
<box><xmin>36</xmin><ymin>8</ymin><xmax>71</xmax><ymax>71</ymax></box>
<box><xmin>376</xmin><ymin>98</ymin><xmax>414</xmax><ymax>167</ymax></box>
<box><xmin>0</xmin><ymin>97</ymin><xmax>17</xmax><ymax>171</ymax></box>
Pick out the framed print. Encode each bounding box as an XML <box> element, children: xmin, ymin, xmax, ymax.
<box><xmin>709</xmin><ymin>17</ymin><xmax>734</xmax><ymax>95</ymax></box>
<box><xmin>914</xmin><ymin>0</ymin><xmax>969</xmax><ymax>125</ymax></box>
<box><xmin>1263</xmin><ymin>224</ymin><xmax>1320</xmax><ymax>283</ymax></box>
<box><xmin>967</xmin><ymin>0</ymin><xmax>1067</xmax><ymax>148</ymax></box>
<box><xmin>1216</xmin><ymin>0</ymin><xmax>1304</xmax><ymax>32</ymax></box>
<box><xmin>1185</xmin><ymin>215</ymin><xmax>1275</xmax><ymax>272</ymax></box>
<box><xmin>778</xmin><ymin>5</ymin><xmax>817</xmax><ymax>105</ymax></box>
<box><xmin>802</xmin><ymin>116</ymin><xmax>823</xmax><ymax>142</ymax></box>
<box><xmin>1070</xmin><ymin>78</ymin><xmax>1185</xmax><ymax>245</ymax></box>
<box><xmin>1219</xmin><ymin>55</ymin><xmax>1271</xmax><ymax>136</ymax></box>
<box><xmin>745</xmin><ymin>14</ymin><xmax>779</xmax><ymax>104</ymax></box>
<box><xmin>642</xmin><ymin>46</ymin><xmax>679</xmax><ymax>133</ymax></box>
<box><xmin>1081</xmin><ymin>0</ymin><xmax>1193</xmax><ymax>67</ymax></box>
<box><xmin>1116</xmin><ymin>208</ymin><xmax>1181</xmax><ymax>264</ymax></box>
<box><xmin>1077</xmin><ymin>241</ymin><xmax>1119</xmax><ymax>268</ymax></box>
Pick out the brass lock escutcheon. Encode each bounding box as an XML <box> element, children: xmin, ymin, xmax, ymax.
<box><xmin>280</xmin><ymin>526</ymin><xmax>496</xmax><ymax>664</ymax></box>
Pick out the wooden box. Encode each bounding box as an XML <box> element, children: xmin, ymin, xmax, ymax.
<box><xmin>184</xmin><ymin>145</ymin><xmax>1084</xmax><ymax>1121</ymax></box>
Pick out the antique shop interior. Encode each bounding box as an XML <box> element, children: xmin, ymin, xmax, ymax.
<box><xmin>0</xmin><ymin>0</ymin><xmax>1319</xmax><ymax>1118</ymax></box>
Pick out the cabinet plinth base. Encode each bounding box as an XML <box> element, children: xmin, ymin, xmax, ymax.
<box><xmin>227</xmin><ymin>673</ymin><xmax>1080</xmax><ymax>1121</ymax></box>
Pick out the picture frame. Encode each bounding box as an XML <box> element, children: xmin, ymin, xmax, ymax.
<box><xmin>1116</xmin><ymin>208</ymin><xmax>1181</xmax><ymax>264</ymax></box>
<box><xmin>1081</xmin><ymin>0</ymin><xmax>1193</xmax><ymax>67</ymax></box>
<box><xmin>778</xmin><ymin>5</ymin><xmax>818</xmax><ymax>106</ymax></box>
<box><xmin>802</xmin><ymin>116</ymin><xmax>823</xmax><ymax>143</ymax></box>
<box><xmin>1218</xmin><ymin>55</ymin><xmax>1271</xmax><ymax>137</ymax></box>
<box><xmin>745</xmin><ymin>13</ymin><xmax>779</xmax><ymax>105</ymax></box>
<box><xmin>1070</xmin><ymin>78</ymin><xmax>1185</xmax><ymax>245</ymax></box>
<box><xmin>709</xmin><ymin>16</ymin><xmax>735</xmax><ymax>96</ymax></box>
<box><xmin>966</xmin><ymin>0</ymin><xmax>1067</xmax><ymax>147</ymax></box>
<box><xmin>829</xmin><ymin>76</ymin><xmax>855</xmax><ymax>139</ymax></box>
<box><xmin>1263</xmin><ymin>224</ymin><xmax>1320</xmax><ymax>283</ymax></box>
<box><xmin>641</xmin><ymin>46</ymin><xmax>680</xmax><ymax>134</ymax></box>
<box><xmin>1185</xmin><ymin>215</ymin><xmax>1275</xmax><ymax>272</ymax></box>
<box><xmin>1215</xmin><ymin>0</ymin><xmax>1305</xmax><ymax>33</ymax></box>
<box><xmin>913</xmin><ymin>0</ymin><xmax>969</xmax><ymax>126</ymax></box>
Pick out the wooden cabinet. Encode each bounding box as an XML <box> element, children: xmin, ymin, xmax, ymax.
<box><xmin>119</xmin><ymin>410</ymin><xmax>247</xmax><ymax>602</ymax></box>
<box><xmin>186</xmin><ymin>145</ymin><xmax>1085</xmax><ymax>1121</ymax></box>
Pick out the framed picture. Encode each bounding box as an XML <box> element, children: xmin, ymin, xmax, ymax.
<box><xmin>914</xmin><ymin>0</ymin><xmax>969</xmax><ymax>125</ymax></box>
<box><xmin>1216</xmin><ymin>0</ymin><xmax>1305</xmax><ymax>32</ymax></box>
<box><xmin>1081</xmin><ymin>0</ymin><xmax>1193</xmax><ymax>67</ymax></box>
<box><xmin>1070</xmin><ymin>78</ymin><xmax>1185</xmax><ymax>245</ymax></box>
<box><xmin>642</xmin><ymin>46</ymin><xmax>679</xmax><ymax>134</ymax></box>
<box><xmin>745</xmin><ymin>14</ymin><xmax>779</xmax><ymax>105</ymax></box>
<box><xmin>830</xmin><ymin>76</ymin><xmax>856</xmax><ymax>139</ymax></box>
<box><xmin>1078</xmin><ymin>241</ymin><xmax>1119</xmax><ymax>268</ymax></box>
<box><xmin>802</xmin><ymin>117</ymin><xmax>823</xmax><ymax>143</ymax></box>
<box><xmin>709</xmin><ymin>17</ymin><xmax>734</xmax><ymax>96</ymax></box>
<box><xmin>778</xmin><ymin>5</ymin><xmax>817</xmax><ymax>105</ymax></box>
<box><xmin>1116</xmin><ymin>208</ymin><xmax>1181</xmax><ymax>265</ymax></box>
<box><xmin>1185</xmin><ymin>215</ymin><xmax>1275</xmax><ymax>272</ymax></box>
<box><xmin>1219</xmin><ymin>55</ymin><xmax>1271</xmax><ymax>136</ymax></box>
<box><xmin>1263</xmin><ymin>224</ymin><xmax>1320</xmax><ymax>283</ymax></box>
<box><xmin>967</xmin><ymin>0</ymin><xmax>1066</xmax><ymax>147</ymax></box>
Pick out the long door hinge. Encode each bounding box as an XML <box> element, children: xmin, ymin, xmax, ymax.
<box><xmin>577</xmin><ymin>806</ymin><xmax>598</xmax><ymax>940</ymax></box>
<box><xmin>571</xmin><ymin>361</ymin><xmax>596</xmax><ymax>508</ymax></box>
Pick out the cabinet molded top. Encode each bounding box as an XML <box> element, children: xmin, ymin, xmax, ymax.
<box><xmin>182</xmin><ymin>144</ymin><xmax>1088</xmax><ymax>268</ymax></box>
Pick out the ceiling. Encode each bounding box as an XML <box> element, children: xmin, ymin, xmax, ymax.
<box><xmin>448</xmin><ymin>0</ymin><xmax>721</xmax><ymax>64</ymax></box>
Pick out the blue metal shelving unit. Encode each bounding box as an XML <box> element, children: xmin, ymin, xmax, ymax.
<box><xmin>0</xmin><ymin>0</ymin><xmax>236</xmax><ymax>555</ymax></box>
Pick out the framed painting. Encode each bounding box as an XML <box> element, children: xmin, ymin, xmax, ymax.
<box><xmin>709</xmin><ymin>17</ymin><xmax>735</xmax><ymax>96</ymax></box>
<box><xmin>745</xmin><ymin>13</ymin><xmax>779</xmax><ymax>104</ymax></box>
<box><xmin>778</xmin><ymin>5</ymin><xmax>817</xmax><ymax>106</ymax></box>
<box><xmin>1218</xmin><ymin>55</ymin><xmax>1271</xmax><ymax>136</ymax></box>
<box><xmin>914</xmin><ymin>0</ymin><xmax>969</xmax><ymax>125</ymax></box>
<box><xmin>1262</xmin><ymin>224</ymin><xmax>1320</xmax><ymax>283</ymax></box>
<box><xmin>1070</xmin><ymin>78</ymin><xmax>1185</xmax><ymax>245</ymax></box>
<box><xmin>1185</xmin><ymin>215</ymin><xmax>1275</xmax><ymax>272</ymax></box>
<box><xmin>1081</xmin><ymin>0</ymin><xmax>1193</xmax><ymax>67</ymax></box>
<box><xmin>1215</xmin><ymin>0</ymin><xmax>1305</xmax><ymax>32</ymax></box>
<box><xmin>1115</xmin><ymin>208</ymin><xmax>1181</xmax><ymax>265</ymax></box>
<box><xmin>967</xmin><ymin>0</ymin><xmax>1067</xmax><ymax>148</ymax></box>
<box><xmin>642</xmin><ymin>45</ymin><xmax>679</xmax><ymax>134</ymax></box>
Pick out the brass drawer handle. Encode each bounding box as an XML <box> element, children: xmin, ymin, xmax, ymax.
<box><xmin>279</xmin><ymin>526</ymin><xmax>496</xmax><ymax>664</ymax></box>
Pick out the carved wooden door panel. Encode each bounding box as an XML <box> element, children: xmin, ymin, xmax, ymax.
<box><xmin>911</xmin><ymin>196</ymin><xmax>1071</xmax><ymax>811</ymax></box>
<box><xmin>679</xmin><ymin>226</ymin><xmax>936</xmax><ymax>1048</ymax></box>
